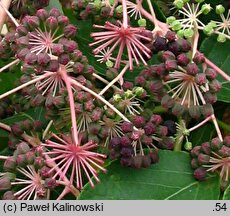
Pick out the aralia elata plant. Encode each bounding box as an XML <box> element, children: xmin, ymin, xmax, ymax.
<box><xmin>0</xmin><ymin>0</ymin><xmax>230</xmax><ymax>199</ymax></box>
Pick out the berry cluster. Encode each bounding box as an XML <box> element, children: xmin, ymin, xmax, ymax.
<box><xmin>71</xmin><ymin>0</ymin><xmax>122</xmax><ymax>21</ymax></box>
<box><xmin>1</xmin><ymin>144</ymin><xmax>56</xmax><ymax>200</ymax></box>
<box><xmin>109</xmin><ymin>114</ymin><xmax>174</xmax><ymax>168</ymax></box>
<box><xmin>10</xmin><ymin>0</ymin><xmax>50</xmax><ymax>18</ymax></box>
<box><xmin>191</xmin><ymin>136</ymin><xmax>230</xmax><ymax>187</ymax></box>
<box><xmin>135</xmin><ymin>32</ymin><xmax>221</xmax><ymax>119</ymax></box>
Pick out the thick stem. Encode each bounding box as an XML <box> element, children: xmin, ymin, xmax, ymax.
<box><xmin>0</xmin><ymin>59</ymin><xmax>20</xmax><ymax>73</ymax></box>
<box><xmin>0</xmin><ymin>72</ymin><xmax>53</xmax><ymax>100</ymax></box>
<box><xmin>0</xmin><ymin>0</ymin><xmax>11</xmax><ymax>32</ymax></box>
<box><xmin>0</xmin><ymin>156</ymin><xmax>9</xmax><ymax>160</ymax></box>
<box><xmin>0</xmin><ymin>122</ymin><xmax>11</xmax><ymax>131</ymax></box>
<box><xmin>99</xmin><ymin>64</ymin><xmax>129</xmax><ymax>95</ymax></box>
<box><xmin>204</xmin><ymin>57</ymin><xmax>230</xmax><ymax>82</ymax></box>
<box><xmin>92</xmin><ymin>73</ymin><xmax>120</xmax><ymax>92</ymax></box>
<box><xmin>188</xmin><ymin>115</ymin><xmax>212</xmax><ymax>132</ymax></box>
<box><xmin>58</xmin><ymin>65</ymin><xmax>79</xmax><ymax>145</ymax></box>
<box><xmin>211</xmin><ymin>114</ymin><xmax>223</xmax><ymax>142</ymax></box>
<box><xmin>191</xmin><ymin>27</ymin><xmax>199</xmax><ymax>59</ymax></box>
<box><xmin>173</xmin><ymin>118</ymin><xmax>185</xmax><ymax>152</ymax></box>
<box><xmin>122</xmin><ymin>0</ymin><xmax>128</xmax><ymax>28</ymax></box>
<box><xmin>70</xmin><ymin>78</ymin><xmax>130</xmax><ymax>122</ymax></box>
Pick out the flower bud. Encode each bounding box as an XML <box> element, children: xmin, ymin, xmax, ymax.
<box><xmin>132</xmin><ymin>116</ymin><xmax>145</xmax><ymax>128</ymax></box>
<box><xmin>198</xmin><ymin>153</ymin><xmax>210</xmax><ymax>165</ymax></box>
<box><xmin>193</xmin><ymin>52</ymin><xmax>205</xmax><ymax>64</ymax></box>
<box><xmin>49</xmin><ymin>8</ymin><xmax>61</xmax><ymax>17</ymax></box>
<box><xmin>149</xmin><ymin>151</ymin><xmax>159</xmax><ymax>164</ymax></box>
<box><xmin>205</xmin><ymin>68</ymin><xmax>217</xmax><ymax>80</ymax></box>
<box><xmin>190</xmin><ymin>146</ymin><xmax>201</xmax><ymax>157</ymax></box>
<box><xmin>144</xmin><ymin>123</ymin><xmax>156</xmax><ymax>135</ymax></box>
<box><xmin>25</xmin><ymin>151</ymin><xmax>35</xmax><ymax>164</ymax></box>
<box><xmin>195</xmin><ymin>73</ymin><xmax>207</xmax><ymax>85</ymax></box>
<box><xmin>17</xmin><ymin>142</ymin><xmax>30</xmax><ymax>154</ymax></box>
<box><xmin>203</xmin><ymin>92</ymin><xmax>217</xmax><ymax>104</ymax></box>
<box><xmin>36</xmin><ymin>9</ymin><xmax>49</xmax><ymax>21</ymax></box>
<box><xmin>64</xmin><ymin>40</ymin><xmax>78</xmax><ymax>52</ymax></box>
<box><xmin>16</xmin><ymin>48</ymin><xmax>30</xmax><ymax>60</ymax></box>
<box><xmin>58</xmin><ymin>54</ymin><xmax>70</xmax><ymax>65</ymax></box>
<box><xmin>37</xmin><ymin>53</ymin><xmax>51</xmax><ymax>65</ymax></box>
<box><xmin>223</xmin><ymin>136</ymin><xmax>230</xmax><ymax>147</ymax></box>
<box><xmin>201</xmin><ymin>142</ymin><xmax>211</xmax><ymax>155</ymax></box>
<box><xmin>16</xmin><ymin>154</ymin><xmax>27</xmax><ymax>167</ymax></box>
<box><xmin>165</xmin><ymin>60</ymin><xmax>178</xmax><ymax>71</ymax></box>
<box><xmin>194</xmin><ymin>167</ymin><xmax>207</xmax><ymax>181</ymax></box>
<box><xmin>120</xmin><ymin>157</ymin><xmax>132</xmax><ymax>167</ymax></box>
<box><xmin>184</xmin><ymin>141</ymin><xmax>192</xmax><ymax>151</ymax></box>
<box><xmin>45</xmin><ymin>178</ymin><xmax>57</xmax><ymax>189</ymax></box>
<box><xmin>218</xmin><ymin>146</ymin><xmax>230</xmax><ymax>157</ymax></box>
<box><xmin>209</xmin><ymin>80</ymin><xmax>222</xmax><ymax>92</ymax></box>
<box><xmin>24</xmin><ymin>52</ymin><xmax>37</xmax><ymax>65</ymax></box>
<box><xmin>160</xmin><ymin>51</ymin><xmax>176</xmax><ymax>61</ymax></box>
<box><xmin>184</xmin><ymin>29</ymin><xmax>194</xmax><ymax>38</ymax></box>
<box><xmin>46</xmin><ymin>16</ymin><xmax>58</xmax><ymax>30</ymax></box>
<box><xmin>0</xmin><ymin>177</ymin><xmax>11</xmax><ymax>191</ymax></box>
<box><xmin>201</xmin><ymin>104</ymin><xmax>214</xmax><ymax>117</ymax></box>
<box><xmin>210</xmin><ymin>137</ymin><xmax>223</xmax><ymax>151</ymax></box>
<box><xmin>191</xmin><ymin>158</ymin><xmax>199</xmax><ymax>169</ymax></box>
<box><xmin>64</xmin><ymin>24</ymin><xmax>77</xmax><ymax>38</ymax></box>
<box><xmin>138</xmin><ymin>18</ymin><xmax>146</xmax><ymax>27</ymax></box>
<box><xmin>141</xmin><ymin>155</ymin><xmax>151</xmax><ymax>168</ymax></box>
<box><xmin>172</xmin><ymin>103</ymin><xmax>185</xmax><ymax>116</ymax></box>
<box><xmin>188</xmin><ymin>105</ymin><xmax>201</xmax><ymax>119</ymax></box>
<box><xmin>23</xmin><ymin>16</ymin><xmax>40</xmax><ymax>29</ymax></box>
<box><xmin>34</xmin><ymin>157</ymin><xmax>45</xmax><ymax>169</ymax></box>
<box><xmin>177</xmin><ymin>53</ymin><xmax>190</xmax><ymax>66</ymax></box>
<box><xmin>161</xmin><ymin>95</ymin><xmax>174</xmax><ymax>109</ymax></box>
<box><xmin>158</xmin><ymin>137</ymin><xmax>174</xmax><ymax>150</ymax></box>
<box><xmin>186</xmin><ymin>63</ymin><xmax>199</xmax><ymax>75</ymax></box>
<box><xmin>165</xmin><ymin>31</ymin><xmax>176</xmax><ymax>42</ymax></box>
<box><xmin>121</xmin><ymin>122</ymin><xmax>133</xmax><ymax>133</ymax></box>
<box><xmin>47</xmin><ymin>60</ymin><xmax>59</xmax><ymax>72</ymax></box>
<box><xmin>131</xmin><ymin>155</ymin><xmax>143</xmax><ymax>169</ymax></box>
<box><xmin>16</xmin><ymin>25</ymin><xmax>28</xmax><ymax>36</ymax></box>
<box><xmin>150</xmin><ymin>114</ymin><xmax>162</xmax><ymax>125</ymax></box>
<box><xmin>2</xmin><ymin>191</ymin><xmax>16</xmax><ymax>200</ymax></box>
<box><xmin>4</xmin><ymin>157</ymin><xmax>16</xmax><ymax>172</ymax></box>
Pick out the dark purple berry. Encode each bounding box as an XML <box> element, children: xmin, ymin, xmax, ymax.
<box><xmin>194</xmin><ymin>167</ymin><xmax>207</xmax><ymax>181</ymax></box>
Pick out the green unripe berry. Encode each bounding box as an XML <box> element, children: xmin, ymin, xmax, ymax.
<box><xmin>217</xmin><ymin>34</ymin><xmax>226</xmax><ymax>43</ymax></box>
<box><xmin>113</xmin><ymin>94</ymin><xmax>122</xmax><ymax>102</ymax></box>
<box><xmin>201</xmin><ymin>4</ymin><xmax>212</xmax><ymax>15</ymax></box>
<box><xmin>134</xmin><ymin>87</ymin><xmax>144</xmax><ymax>97</ymax></box>
<box><xmin>171</xmin><ymin>20</ymin><xmax>182</xmax><ymax>31</ymax></box>
<box><xmin>173</xmin><ymin>0</ymin><xmax>184</xmax><ymax>9</ymax></box>
<box><xmin>106</xmin><ymin>60</ymin><xmax>113</xmax><ymax>68</ymax></box>
<box><xmin>184</xmin><ymin>28</ymin><xmax>194</xmax><ymax>38</ymax></box>
<box><xmin>203</xmin><ymin>25</ymin><xmax>214</xmax><ymax>35</ymax></box>
<box><xmin>166</xmin><ymin>16</ymin><xmax>176</xmax><ymax>25</ymax></box>
<box><xmin>177</xmin><ymin>29</ymin><xmax>184</xmax><ymax>38</ymax></box>
<box><xmin>195</xmin><ymin>0</ymin><xmax>205</xmax><ymax>3</ymax></box>
<box><xmin>184</xmin><ymin>141</ymin><xmax>192</xmax><ymax>151</ymax></box>
<box><xmin>124</xmin><ymin>90</ymin><xmax>133</xmax><ymax>98</ymax></box>
<box><xmin>215</xmin><ymin>5</ymin><xmax>225</xmax><ymax>15</ymax></box>
<box><xmin>138</xmin><ymin>18</ymin><xmax>147</xmax><ymax>27</ymax></box>
<box><xmin>115</xmin><ymin>5</ymin><xmax>123</xmax><ymax>13</ymax></box>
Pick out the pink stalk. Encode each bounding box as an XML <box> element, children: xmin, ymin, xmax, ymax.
<box><xmin>99</xmin><ymin>64</ymin><xmax>129</xmax><ymax>95</ymax></box>
<box><xmin>70</xmin><ymin>78</ymin><xmax>130</xmax><ymax>122</ymax></box>
<box><xmin>0</xmin><ymin>59</ymin><xmax>20</xmax><ymax>73</ymax></box>
<box><xmin>0</xmin><ymin>72</ymin><xmax>53</xmax><ymax>100</ymax></box>
<box><xmin>205</xmin><ymin>57</ymin><xmax>230</xmax><ymax>82</ymax></box>
<box><xmin>0</xmin><ymin>155</ymin><xmax>9</xmax><ymax>160</ymax></box>
<box><xmin>188</xmin><ymin>115</ymin><xmax>212</xmax><ymax>132</ymax></box>
<box><xmin>192</xmin><ymin>28</ymin><xmax>199</xmax><ymax>59</ymax></box>
<box><xmin>0</xmin><ymin>0</ymin><xmax>12</xmax><ymax>32</ymax></box>
<box><xmin>122</xmin><ymin>0</ymin><xmax>128</xmax><ymax>28</ymax></box>
<box><xmin>58</xmin><ymin>65</ymin><xmax>79</xmax><ymax>145</ymax></box>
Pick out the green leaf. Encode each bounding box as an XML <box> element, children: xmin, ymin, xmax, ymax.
<box><xmin>79</xmin><ymin>150</ymin><xmax>220</xmax><ymax>200</ymax></box>
<box><xmin>46</xmin><ymin>0</ymin><xmax>63</xmax><ymax>13</ymax></box>
<box><xmin>200</xmin><ymin>36</ymin><xmax>230</xmax><ymax>103</ymax></box>
<box><xmin>190</xmin><ymin>123</ymin><xmax>215</xmax><ymax>146</ymax></box>
<box><xmin>223</xmin><ymin>184</ymin><xmax>230</xmax><ymax>200</ymax></box>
